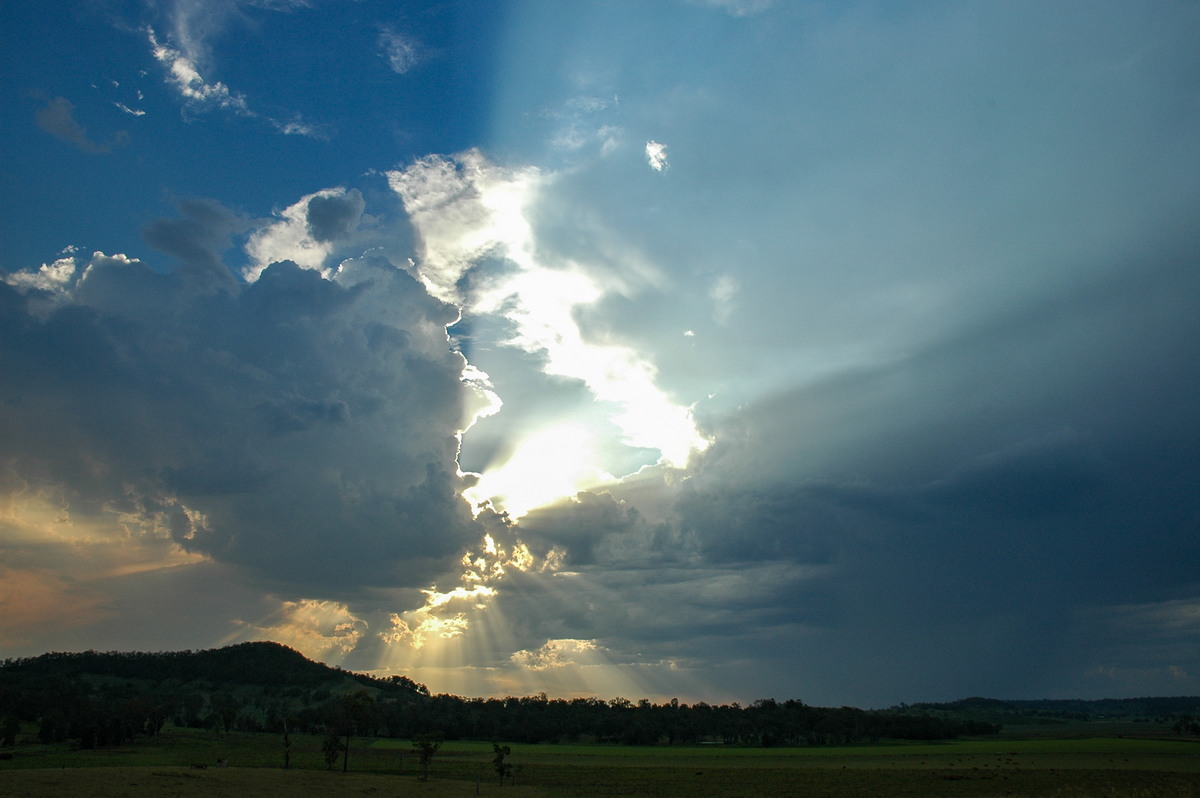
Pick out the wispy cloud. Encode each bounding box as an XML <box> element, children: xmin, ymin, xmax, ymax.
<box><xmin>146</xmin><ymin>27</ymin><xmax>251</xmax><ymax>115</ymax></box>
<box><xmin>378</xmin><ymin>27</ymin><xmax>421</xmax><ymax>74</ymax></box>
<box><xmin>114</xmin><ymin>102</ymin><xmax>146</xmax><ymax>117</ymax></box>
<box><xmin>144</xmin><ymin>22</ymin><xmax>320</xmax><ymax>136</ymax></box>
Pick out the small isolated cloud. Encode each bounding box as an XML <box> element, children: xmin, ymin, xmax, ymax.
<box><xmin>35</xmin><ymin>96</ymin><xmax>127</xmax><ymax>154</ymax></box>
<box><xmin>379</xmin><ymin>28</ymin><xmax>421</xmax><ymax>74</ymax></box>
<box><xmin>645</xmin><ymin>140</ymin><xmax>669</xmax><ymax>171</ymax></box>
<box><xmin>114</xmin><ymin>102</ymin><xmax>146</xmax><ymax>117</ymax></box>
<box><xmin>270</xmin><ymin>116</ymin><xmax>322</xmax><ymax>137</ymax></box>
<box><xmin>710</xmin><ymin>274</ymin><xmax>738</xmax><ymax>324</ymax></box>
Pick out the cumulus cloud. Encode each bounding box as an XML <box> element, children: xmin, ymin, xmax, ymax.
<box><xmin>244</xmin><ymin>188</ymin><xmax>365</xmax><ymax>279</ymax></box>
<box><xmin>35</xmin><ymin>96</ymin><xmax>127</xmax><ymax>154</ymax></box>
<box><xmin>306</xmin><ymin>188</ymin><xmax>366</xmax><ymax>242</ymax></box>
<box><xmin>0</xmin><ymin>242</ymin><xmax>485</xmax><ymax>592</ymax></box>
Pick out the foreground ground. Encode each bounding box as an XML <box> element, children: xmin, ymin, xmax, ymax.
<box><xmin>2</xmin><ymin>726</ymin><xmax>1198</xmax><ymax>797</ymax></box>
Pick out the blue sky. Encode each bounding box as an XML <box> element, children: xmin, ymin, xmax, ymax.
<box><xmin>2</xmin><ymin>0</ymin><xmax>1199</xmax><ymax>708</ymax></box>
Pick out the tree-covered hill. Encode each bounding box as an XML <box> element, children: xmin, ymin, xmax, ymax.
<box><xmin>0</xmin><ymin>642</ymin><xmax>428</xmax><ymax>749</ymax></box>
<box><xmin>1</xmin><ymin>641</ymin><xmax>425</xmax><ymax>694</ymax></box>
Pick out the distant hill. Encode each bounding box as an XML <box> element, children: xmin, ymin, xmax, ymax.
<box><xmin>909</xmin><ymin>695</ymin><xmax>1200</xmax><ymax>722</ymax></box>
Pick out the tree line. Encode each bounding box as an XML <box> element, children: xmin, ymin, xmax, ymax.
<box><xmin>2</xmin><ymin>644</ymin><xmax>999</xmax><ymax>750</ymax></box>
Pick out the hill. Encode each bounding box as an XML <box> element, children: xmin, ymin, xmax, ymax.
<box><xmin>0</xmin><ymin>642</ymin><xmax>428</xmax><ymax>748</ymax></box>
<box><xmin>0</xmin><ymin>640</ymin><xmax>425</xmax><ymax>694</ymax></box>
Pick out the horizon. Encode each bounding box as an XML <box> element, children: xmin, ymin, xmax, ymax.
<box><xmin>2</xmin><ymin>0</ymin><xmax>1199</xmax><ymax>709</ymax></box>
<box><xmin>10</xmin><ymin>639</ymin><xmax>1199</xmax><ymax>710</ymax></box>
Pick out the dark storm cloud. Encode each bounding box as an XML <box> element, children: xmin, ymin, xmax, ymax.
<box><xmin>493</xmin><ymin>247</ymin><xmax>1200</xmax><ymax>703</ymax></box>
<box><xmin>141</xmin><ymin>197</ymin><xmax>244</xmax><ymax>285</ymax></box>
<box><xmin>675</xmin><ymin>253</ymin><xmax>1200</xmax><ymax>700</ymax></box>
<box><xmin>0</xmin><ymin>241</ymin><xmax>482</xmax><ymax>591</ymax></box>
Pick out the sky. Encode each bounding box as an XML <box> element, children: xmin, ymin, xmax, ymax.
<box><xmin>1</xmin><ymin>0</ymin><xmax>1199</xmax><ymax>709</ymax></box>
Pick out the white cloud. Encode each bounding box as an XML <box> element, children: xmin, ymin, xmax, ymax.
<box><xmin>645</xmin><ymin>140</ymin><xmax>669</xmax><ymax>171</ymax></box>
<box><xmin>147</xmin><ymin>27</ymin><xmax>251</xmax><ymax>114</ymax></box>
<box><xmin>2</xmin><ymin>252</ymin><xmax>80</xmax><ymax>294</ymax></box>
<box><xmin>243</xmin><ymin>188</ymin><xmax>356</xmax><ymax>279</ymax></box>
<box><xmin>388</xmin><ymin>151</ymin><xmax>709</xmax><ymax>516</ymax></box>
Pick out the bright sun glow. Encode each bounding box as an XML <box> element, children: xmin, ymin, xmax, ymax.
<box><xmin>392</xmin><ymin>152</ymin><xmax>711</xmax><ymax>520</ymax></box>
<box><xmin>465</xmin><ymin>422</ymin><xmax>617</xmax><ymax>518</ymax></box>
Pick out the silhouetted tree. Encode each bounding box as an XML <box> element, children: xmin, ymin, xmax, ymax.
<box><xmin>328</xmin><ymin>690</ymin><xmax>376</xmax><ymax>772</ymax></box>
<box><xmin>492</xmin><ymin>742</ymin><xmax>513</xmax><ymax>785</ymax></box>
<box><xmin>412</xmin><ymin>731</ymin><xmax>443</xmax><ymax>780</ymax></box>
<box><xmin>321</xmin><ymin>731</ymin><xmax>344</xmax><ymax>770</ymax></box>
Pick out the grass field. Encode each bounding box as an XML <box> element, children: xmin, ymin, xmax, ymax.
<box><xmin>3</xmin><ymin>726</ymin><xmax>1198</xmax><ymax>797</ymax></box>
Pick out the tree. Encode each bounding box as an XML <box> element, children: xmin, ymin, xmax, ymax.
<box><xmin>492</xmin><ymin>742</ymin><xmax>513</xmax><ymax>785</ymax></box>
<box><xmin>412</xmin><ymin>731</ymin><xmax>443</xmax><ymax>781</ymax></box>
<box><xmin>329</xmin><ymin>690</ymin><xmax>376</xmax><ymax>773</ymax></box>
<box><xmin>280</xmin><ymin>715</ymin><xmax>298</xmax><ymax>769</ymax></box>
<box><xmin>321</xmin><ymin>731</ymin><xmax>344</xmax><ymax>770</ymax></box>
<box><xmin>1</xmin><ymin>714</ymin><xmax>20</xmax><ymax>747</ymax></box>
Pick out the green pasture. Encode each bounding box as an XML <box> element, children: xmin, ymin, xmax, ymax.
<box><xmin>3</xmin><ymin>726</ymin><xmax>1198</xmax><ymax>797</ymax></box>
